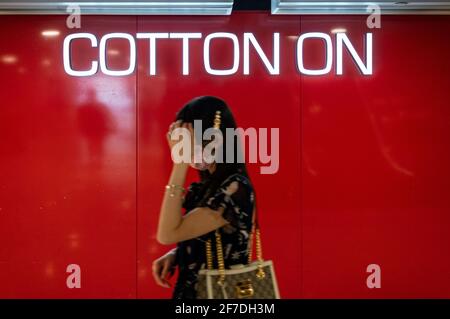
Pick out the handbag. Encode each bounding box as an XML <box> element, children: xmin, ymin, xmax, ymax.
<box><xmin>196</xmin><ymin>207</ymin><xmax>280</xmax><ymax>299</ymax></box>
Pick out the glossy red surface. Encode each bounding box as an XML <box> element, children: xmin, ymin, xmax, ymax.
<box><xmin>0</xmin><ymin>13</ymin><xmax>450</xmax><ymax>298</ymax></box>
<box><xmin>301</xmin><ymin>15</ymin><xmax>450</xmax><ymax>298</ymax></box>
<box><xmin>0</xmin><ymin>16</ymin><xmax>137</xmax><ymax>298</ymax></box>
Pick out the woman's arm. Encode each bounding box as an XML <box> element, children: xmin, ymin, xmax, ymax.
<box><xmin>157</xmin><ymin>120</ymin><xmax>229</xmax><ymax>245</ymax></box>
<box><xmin>156</xmin><ymin>163</ymin><xmax>228</xmax><ymax>245</ymax></box>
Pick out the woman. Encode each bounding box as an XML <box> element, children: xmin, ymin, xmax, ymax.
<box><xmin>153</xmin><ymin>96</ymin><xmax>255</xmax><ymax>299</ymax></box>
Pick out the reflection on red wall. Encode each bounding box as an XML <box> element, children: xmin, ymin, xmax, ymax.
<box><xmin>0</xmin><ymin>13</ymin><xmax>450</xmax><ymax>298</ymax></box>
<box><xmin>0</xmin><ymin>16</ymin><xmax>137</xmax><ymax>298</ymax></box>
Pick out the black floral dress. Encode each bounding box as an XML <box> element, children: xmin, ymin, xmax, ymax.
<box><xmin>172</xmin><ymin>173</ymin><xmax>255</xmax><ymax>299</ymax></box>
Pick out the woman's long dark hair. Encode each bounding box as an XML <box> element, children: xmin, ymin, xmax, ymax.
<box><xmin>175</xmin><ymin>96</ymin><xmax>250</xmax><ymax>203</ymax></box>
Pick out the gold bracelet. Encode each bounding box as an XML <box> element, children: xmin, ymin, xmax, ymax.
<box><xmin>165</xmin><ymin>184</ymin><xmax>185</xmax><ymax>197</ymax></box>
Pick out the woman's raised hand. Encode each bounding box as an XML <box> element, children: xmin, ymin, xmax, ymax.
<box><xmin>166</xmin><ymin>121</ymin><xmax>194</xmax><ymax>164</ymax></box>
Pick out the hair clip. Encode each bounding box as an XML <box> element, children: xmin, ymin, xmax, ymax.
<box><xmin>213</xmin><ymin>110</ymin><xmax>221</xmax><ymax>129</ymax></box>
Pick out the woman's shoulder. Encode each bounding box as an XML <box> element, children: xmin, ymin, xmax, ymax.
<box><xmin>220</xmin><ymin>173</ymin><xmax>253</xmax><ymax>199</ymax></box>
<box><xmin>221</xmin><ymin>172</ymin><xmax>251</xmax><ymax>185</ymax></box>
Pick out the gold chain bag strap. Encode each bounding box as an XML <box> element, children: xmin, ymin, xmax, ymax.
<box><xmin>196</xmin><ymin>205</ymin><xmax>280</xmax><ymax>299</ymax></box>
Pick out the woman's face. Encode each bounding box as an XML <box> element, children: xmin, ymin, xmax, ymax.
<box><xmin>180</xmin><ymin>122</ymin><xmax>210</xmax><ymax>171</ymax></box>
<box><xmin>170</xmin><ymin>119</ymin><xmax>222</xmax><ymax>171</ymax></box>
<box><xmin>186</xmin><ymin>121</ymin><xmax>221</xmax><ymax>171</ymax></box>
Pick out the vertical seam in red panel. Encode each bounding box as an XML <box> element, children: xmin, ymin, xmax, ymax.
<box><xmin>299</xmin><ymin>14</ymin><xmax>304</xmax><ymax>299</ymax></box>
<box><xmin>135</xmin><ymin>14</ymin><xmax>139</xmax><ymax>300</ymax></box>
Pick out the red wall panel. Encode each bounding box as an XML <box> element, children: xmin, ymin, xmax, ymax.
<box><xmin>301</xmin><ymin>16</ymin><xmax>450</xmax><ymax>298</ymax></box>
<box><xmin>0</xmin><ymin>16</ymin><xmax>137</xmax><ymax>298</ymax></box>
<box><xmin>136</xmin><ymin>13</ymin><xmax>301</xmax><ymax>298</ymax></box>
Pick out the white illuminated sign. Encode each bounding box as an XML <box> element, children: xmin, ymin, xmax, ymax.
<box><xmin>297</xmin><ymin>32</ymin><xmax>332</xmax><ymax>75</ymax></box>
<box><xmin>63</xmin><ymin>32</ymin><xmax>373</xmax><ymax>77</ymax></box>
<box><xmin>204</xmin><ymin>32</ymin><xmax>240</xmax><ymax>76</ymax></box>
<box><xmin>63</xmin><ymin>33</ymin><xmax>98</xmax><ymax>76</ymax></box>
<box><xmin>99</xmin><ymin>33</ymin><xmax>136</xmax><ymax>76</ymax></box>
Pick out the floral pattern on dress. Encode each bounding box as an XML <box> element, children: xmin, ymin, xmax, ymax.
<box><xmin>172</xmin><ymin>173</ymin><xmax>255</xmax><ymax>299</ymax></box>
